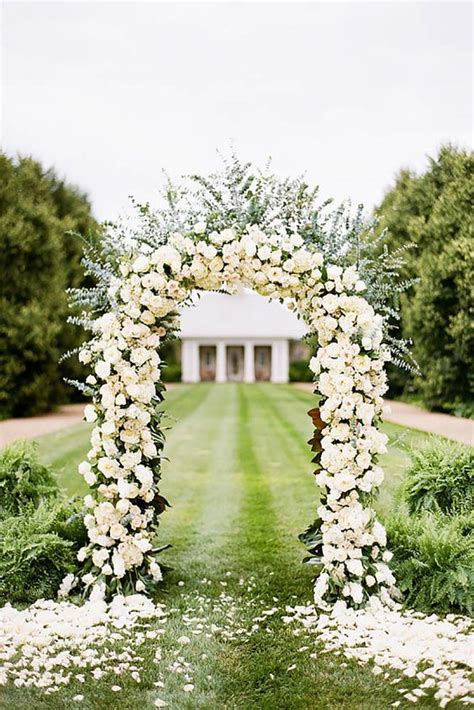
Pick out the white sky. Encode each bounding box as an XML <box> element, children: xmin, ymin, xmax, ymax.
<box><xmin>1</xmin><ymin>1</ymin><xmax>472</xmax><ymax>221</ymax></box>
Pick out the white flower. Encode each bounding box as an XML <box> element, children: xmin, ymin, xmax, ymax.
<box><xmin>346</xmin><ymin>559</ymin><xmax>364</xmax><ymax>577</ymax></box>
<box><xmin>84</xmin><ymin>470</ymin><xmax>97</xmax><ymax>486</ymax></box>
<box><xmin>84</xmin><ymin>405</ymin><xmax>97</xmax><ymax>423</ymax></box>
<box><xmin>132</xmin><ymin>255</ymin><xmax>150</xmax><ymax>273</ymax></box>
<box><xmin>112</xmin><ymin>550</ymin><xmax>126</xmax><ymax>578</ymax></box>
<box><xmin>95</xmin><ymin>360</ymin><xmax>111</xmax><ymax>379</ymax></box>
<box><xmin>58</xmin><ymin>574</ymin><xmax>76</xmax><ymax>598</ymax></box>
<box><xmin>149</xmin><ymin>561</ymin><xmax>163</xmax><ymax>582</ymax></box>
<box><xmin>194</xmin><ymin>221</ymin><xmax>206</xmax><ymax>234</ymax></box>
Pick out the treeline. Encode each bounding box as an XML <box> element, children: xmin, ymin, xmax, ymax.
<box><xmin>375</xmin><ymin>145</ymin><xmax>473</xmax><ymax>416</ymax></box>
<box><xmin>0</xmin><ymin>154</ymin><xmax>97</xmax><ymax>418</ymax></box>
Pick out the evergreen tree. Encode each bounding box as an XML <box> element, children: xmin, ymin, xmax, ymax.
<box><xmin>375</xmin><ymin>146</ymin><xmax>473</xmax><ymax>414</ymax></box>
<box><xmin>0</xmin><ymin>154</ymin><xmax>97</xmax><ymax>417</ymax></box>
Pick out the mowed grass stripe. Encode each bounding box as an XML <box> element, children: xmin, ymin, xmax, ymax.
<box><xmin>217</xmin><ymin>384</ymin><xmax>411</xmax><ymax>710</ymax></box>
<box><xmin>246</xmin><ymin>385</ymin><xmax>317</xmax><ymax>548</ymax></box>
<box><xmin>160</xmin><ymin>383</ymin><xmax>242</xmax><ymax>580</ymax></box>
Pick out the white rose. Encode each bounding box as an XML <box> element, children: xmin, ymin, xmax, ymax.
<box><xmin>194</xmin><ymin>221</ymin><xmax>206</xmax><ymax>234</ymax></box>
<box><xmin>326</xmin><ymin>265</ymin><xmax>343</xmax><ymax>280</ymax></box>
<box><xmin>346</xmin><ymin>558</ymin><xmax>364</xmax><ymax>577</ymax></box>
<box><xmin>95</xmin><ymin>360</ymin><xmax>111</xmax><ymax>379</ymax></box>
<box><xmin>349</xmin><ymin>582</ymin><xmax>364</xmax><ymax>604</ymax></box>
<box><xmin>132</xmin><ymin>255</ymin><xmax>150</xmax><ymax>273</ymax></box>
<box><xmin>84</xmin><ymin>405</ymin><xmax>97</xmax><ymax>423</ymax></box>
<box><xmin>112</xmin><ymin>551</ymin><xmax>126</xmax><ymax>578</ymax></box>
<box><xmin>79</xmin><ymin>461</ymin><xmax>92</xmax><ymax>476</ymax></box>
<box><xmin>257</xmin><ymin>245</ymin><xmax>272</xmax><ymax>261</ymax></box>
<box><xmin>84</xmin><ymin>470</ymin><xmax>97</xmax><ymax>486</ymax></box>
<box><xmin>149</xmin><ymin>562</ymin><xmax>163</xmax><ymax>581</ymax></box>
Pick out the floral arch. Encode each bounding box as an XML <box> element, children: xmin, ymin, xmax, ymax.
<box><xmin>73</xmin><ymin>159</ymin><xmax>408</xmax><ymax>609</ymax></box>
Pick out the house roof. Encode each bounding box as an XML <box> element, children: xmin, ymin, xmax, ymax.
<box><xmin>179</xmin><ymin>289</ymin><xmax>308</xmax><ymax>339</ymax></box>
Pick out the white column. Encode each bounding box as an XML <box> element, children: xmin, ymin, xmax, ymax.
<box><xmin>271</xmin><ymin>340</ymin><xmax>289</xmax><ymax>383</ymax></box>
<box><xmin>244</xmin><ymin>342</ymin><xmax>255</xmax><ymax>382</ymax></box>
<box><xmin>182</xmin><ymin>340</ymin><xmax>199</xmax><ymax>383</ymax></box>
<box><xmin>216</xmin><ymin>340</ymin><xmax>226</xmax><ymax>383</ymax></box>
<box><xmin>280</xmin><ymin>340</ymin><xmax>290</xmax><ymax>383</ymax></box>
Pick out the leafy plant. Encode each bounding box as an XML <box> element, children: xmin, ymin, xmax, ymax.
<box><xmin>162</xmin><ymin>362</ymin><xmax>182</xmax><ymax>382</ymax></box>
<box><xmin>386</xmin><ymin>510</ymin><xmax>474</xmax><ymax>615</ymax></box>
<box><xmin>0</xmin><ymin>153</ymin><xmax>98</xmax><ymax>418</ymax></box>
<box><xmin>405</xmin><ymin>441</ymin><xmax>474</xmax><ymax>515</ymax></box>
<box><xmin>0</xmin><ymin>441</ymin><xmax>58</xmax><ymax>518</ymax></box>
<box><xmin>289</xmin><ymin>360</ymin><xmax>313</xmax><ymax>383</ymax></box>
<box><xmin>375</xmin><ymin>145</ymin><xmax>474</xmax><ymax>411</ymax></box>
<box><xmin>0</xmin><ymin>498</ymin><xmax>87</xmax><ymax>605</ymax></box>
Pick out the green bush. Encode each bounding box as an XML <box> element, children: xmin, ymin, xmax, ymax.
<box><xmin>0</xmin><ymin>498</ymin><xmax>87</xmax><ymax>604</ymax></box>
<box><xmin>386</xmin><ymin>511</ymin><xmax>474</xmax><ymax>615</ymax></box>
<box><xmin>0</xmin><ymin>441</ymin><xmax>57</xmax><ymax>517</ymax></box>
<box><xmin>0</xmin><ymin>441</ymin><xmax>86</xmax><ymax>603</ymax></box>
<box><xmin>162</xmin><ymin>362</ymin><xmax>182</xmax><ymax>382</ymax></box>
<box><xmin>405</xmin><ymin>441</ymin><xmax>474</xmax><ymax>515</ymax></box>
<box><xmin>289</xmin><ymin>360</ymin><xmax>313</xmax><ymax>382</ymax></box>
<box><xmin>376</xmin><ymin>145</ymin><xmax>474</xmax><ymax>413</ymax></box>
<box><xmin>0</xmin><ymin>153</ymin><xmax>98</xmax><ymax>418</ymax></box>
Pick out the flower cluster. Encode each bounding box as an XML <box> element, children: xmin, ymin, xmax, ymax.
<box><xmin>303</xmin><ymin>266</ymin><xmax>395</xmax><ymax>607</ymax></box>
<box><xmin>75</xmin><ymin>223</ymin><xmax>392</xmax><ymax>605</ymax></box>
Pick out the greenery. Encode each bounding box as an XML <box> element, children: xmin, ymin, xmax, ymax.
<box><xmin>0</xmin><ymin>441</ymin><xmax>86</xmax><ymax>604</ymax></box>
<box><xmin>375</xmin><ymin>145</ymin><xmax>474</xmax><ymax>414</ymax></box>
<box><xmin>0</xmin><ymin>153</ymin><xmax>97</xmax><ymax>418</ymax></box>
<box><xmin>386</xmin><ymin>511</ymin><xmax>473</xmax><ymax>615</ymax></box>
<box><xmin>405</xmin><ymin>440</ymin><xmax>474</xmax><ymax>515</ymax></box>
<box><xmin>289</xmin><ymin>360</ymin><xmax>313</xmax><ymax>383</ymax></box>
<box><xmin>162</xmin><ymin>362</ymin><xmax>182</xmax><ymax>382</ymax></box>
<box><xmin>383</xmin><ymin>439</ymin><xmax>474</xmax><ymax>615</ymax></box>
<box><xmin>0</xmin><ymin>498</ymin><xmax>87</xmax><ymax>605</ymax></box>
<box><xmin>5</xmin><ymin>383</ymin><xmax>457</xmax><ymax>709</ymax></box>
<box><xmin>71</xmin><ymin>154</ymin><xmax>417</xmax><ymax>383</ymax></box>
<box><xmin>0</xmin><ymin>440</ymin><xmax>57</xmax><ymax>517</ymax></box>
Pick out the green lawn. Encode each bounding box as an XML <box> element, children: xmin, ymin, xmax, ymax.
<box><xmin>4</xmin><ymin>384</ymin><xmax>446</xmax><ymax>710</ymax></box>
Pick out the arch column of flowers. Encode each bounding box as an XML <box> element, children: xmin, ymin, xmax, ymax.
<box><xmin>76</xmin><ymin>224</ymin><xmax>395</xmax><ymax>608</ymax></box>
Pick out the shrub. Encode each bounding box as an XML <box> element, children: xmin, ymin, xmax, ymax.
<box><xmin>289</xmin><ymin>360</ymin><xmax>313</xmax><ymax>382</ymax></box>
<box><xmin>386</xmin><ymin>511</ymin><xmax>474</xmax><ymax>615</ymax></box>
<box><xmin>0</xmin><ymin>441</ymin><xmax>58</xmax><ymax>517</ymax></box>
<box><xmin>162</xmin><ymin>362</ymin><xmax>182</xmax><ymax>382</ymax></box>
<box><xmin>405</xmin><ymin>441</ymin><xmax>474</xmax><ymax>515</ymax></box>
<box><xmin>375</xmin><ymin>145</ymin><xmax>474</xmax><ymax>412</ymax></box>
<box><xmin>0</xmin><ymin>498</ymin><xmax>87</xmax><ymax>605</ymax></box>
<box><xmin>0</xmin><ymin>153</ymin><xmax>98</xmax><ymax>418</ymax></box>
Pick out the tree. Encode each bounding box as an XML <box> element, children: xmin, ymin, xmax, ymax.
<box><xmin>375</xmin><ymin>145</ymin><xmax>474</xmax><ymax>414</ymax></box>
<box><xmin>0</xmin><ymin>154</ymin><xmax>97</xmax><ymax>417</ymax></box>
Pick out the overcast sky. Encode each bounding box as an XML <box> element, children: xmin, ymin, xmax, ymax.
<box><xmin>1</xmin><ymin>1</ymin><xmax>472</xmax><ymax>221</ymax></box>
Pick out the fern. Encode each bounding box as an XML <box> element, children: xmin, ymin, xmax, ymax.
<box><xmin>385</xmin><ymin>510</ymin><xmax>474</xmax><ymax>615</ymax></box>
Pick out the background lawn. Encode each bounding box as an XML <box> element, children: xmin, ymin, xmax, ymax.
<box><xmin>5</xmin><ymin>383</ymin><xmax>448</xmax><ymax>710</ymax></box>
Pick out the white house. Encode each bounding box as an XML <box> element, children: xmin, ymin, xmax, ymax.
<box><xmin>179</xmin><ymin>289</ymin><xmax>307</xmax><ymax>383</ymax></box>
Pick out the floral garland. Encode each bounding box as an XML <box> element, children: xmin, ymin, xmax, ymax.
<box><xmin>75</xmin><ymin>224</ymin><xmax>395</xmax><ymax>607</ymax></box>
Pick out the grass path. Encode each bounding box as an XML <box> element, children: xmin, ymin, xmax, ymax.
<box><xmin>3</xmin><ymin>384</ymin><xmax>449</xmax><ymax>710</ymax></box>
